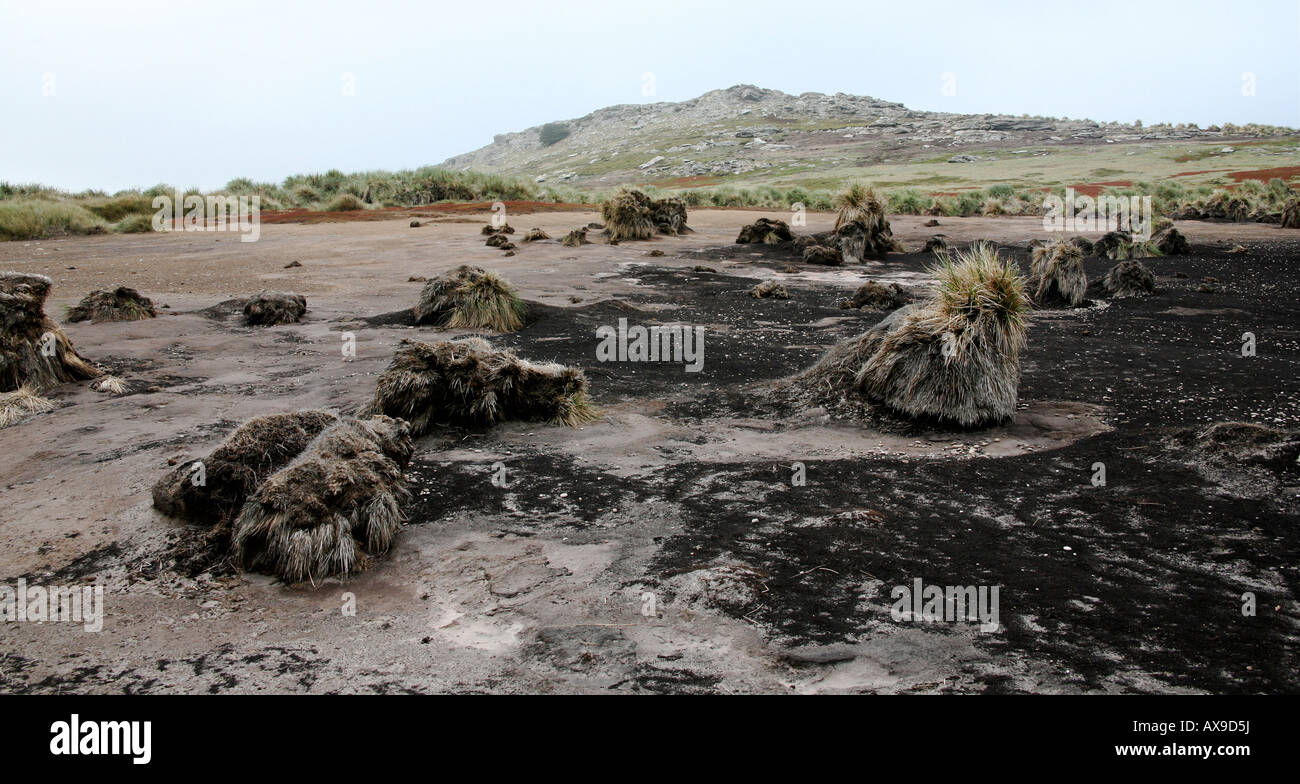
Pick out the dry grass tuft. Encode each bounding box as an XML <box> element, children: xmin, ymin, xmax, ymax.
<box><xmin>833</xmin><ymin>183</ymin><xmax>887</xmax><ymax>234</ymax></box>
<box><xmin>0</xmin><ymin>272</ymin><xmax>101</xmax><ymax>392</ymax></box>
<box><xmin>367</xmin><ymin>337</ymin><xmax>596</xmax><ymax>435</ymax></box>
<box><xmin>1101</xmin><ymin>260</ymin><xmax>1156</xmax><ymax>298</ymax></box>
<box><xmin>735</xmin><ymin>218</ymin><xmax>793</xmax><ymax>244</ymax></box>
<box><xmin>750</xmin><ymin>279</ymin><xmax>789</xmax><ymax>299</ymax></box>
<box><xmin>0</xmin><ymin>386</ymin><xmax>54</xmax><ymax>428</ymax></box>
<box><xmin>1030</xmin><ymin>239</ymin><xmax>1087</xmax><ymax>306</ymax></box>
<box><xmin>839</xmin><ymin>281</ymin><xmax>913</xmax><ymax>311</ymax></box>
<box><xmin>67</xmin><ymin>286</ymin><xmax>157</xmax><ymax>323</ymax></box>
<box><xmin>412</xmin><ymin>265</ymin><xmax>526</xmax><ymax>333</ymax></box>
<box><xmin>831</xmin><ymin>183</ymin><xmax>901</xmax><ymax>261</ymax></box>
<box><xmin>91</xmin><ymin>375</ymin><xmax>129</xmax><ymax>394</ymax></box>
<box><xmin>232</xmin><ymin>416</ymin><xmax>414</xmax><ymax>582</ymax></box>
<box><xmin>243</xmin><ymin>291</ymin><xmax>307</xmax><ymax>326</ymax></box>
<box><xmin>561</xmin><ymin>227</ymin><xmax>592</xmax><ymax>246</ymax></box>
<box><xmin>1092</xmin><ymin>231</ymin><xmax>1130</xmax><ymax>258</ymax></box>
<box><xmin>601</xmin><ymin>190</ymin><xmax>657</xmax><ymax>241</ymax></box>
<box><xmin>1154</xmin><ymin>226</ymin><xmax>1190</xmax><ymax>255</ymax></box>
<box><xmin>802</xmin><ymin>243</ymin><xmax>1029</xmax><ymax>426</ymax></box>
<box><xmin>600</xmin><ymin>189</ymin><xmax>691</xmax><ymax>241</ymax></box>
<box><xmin>152</xmin><ymin>410</ymin><xmax>341</xmax><ymax>524</ymax></box>
<box><xmin>1282</xmin><ymin>199</ymin><xmax>1300</xmax><ymax>229</ymax></box>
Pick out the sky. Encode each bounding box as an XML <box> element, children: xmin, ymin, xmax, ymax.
<box><xmin>2</xmin><ymin>0</ymin><xmax>1298</xmax><ymax>192</ymax></box>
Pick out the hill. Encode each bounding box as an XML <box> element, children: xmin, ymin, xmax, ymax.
<box><xmin>441</xmin><ymin>85</ymin><xmax>1298</xmax><ymax>195</ymax></box>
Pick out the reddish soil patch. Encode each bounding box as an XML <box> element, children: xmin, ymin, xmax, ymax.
<box><xmin>1227</xmin><ymin>166</ymin><xmax>1300</xmax><ymax>184</ymax></box>
<box><xmin>257</xmin><ymin>200</ymin><xmax>597</xmax><ymax>225</ymax></box>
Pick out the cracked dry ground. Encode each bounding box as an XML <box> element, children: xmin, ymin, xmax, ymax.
<box><xmin>1</xmin><ymin>214</ymin><xmax>1297</xmax><ymax>693</ymax></box>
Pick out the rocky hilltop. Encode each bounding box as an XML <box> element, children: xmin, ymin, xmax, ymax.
<box><xmin>441</xmin><ymin>85</ymin><xmax>1263</xmax><ymax>190</ymax></box>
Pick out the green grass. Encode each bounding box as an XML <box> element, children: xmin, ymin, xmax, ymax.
<box><xmin>5</xmin><ymin>130</ymin><xmax>1298</xmax><ymax>243</ymax></box>
<box><xmin>114</xmin><ymin>214</ymin><xmax>155</xmax><ymax>233</ymax></box>
<box><xmin>82</xmin><ymin>193</ymin><xmax>156</xmax><ymax>222</ymax></box>
<box><xmin>324</xmin><ymin>193</ymin><xmax>365</xmax><ymax>212</ymax></box>
<box><xmin>0</xmin><ymin>200</ymin><xmax>107</xmax><ymax>240</ymax></box>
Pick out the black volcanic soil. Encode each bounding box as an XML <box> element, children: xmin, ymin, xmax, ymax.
<box><xmin>1</xmin><ymin>213</ymin><xmax>1296</xmax><ymax>694</ymax></box>
<box><xmin>406</xmin><ymin>243</ymin><xmax>1300</xmax><ymax>692</ymax></box>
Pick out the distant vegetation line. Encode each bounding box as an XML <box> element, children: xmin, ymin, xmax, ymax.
<box><xmin>1</xmin><ymin>164</ymin><xmax>1296</xmax><ymax>241</ymax></box>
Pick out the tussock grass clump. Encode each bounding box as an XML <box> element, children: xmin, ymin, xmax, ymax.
<box><xmin>0</xmin><ymin>386</ymin><xmax>54</xmax><ymax>428</ymax></box>
<box><xmin>1203</xmin><ymin>191</ymin><xmax>1253</xmax><ymax>222</ymax></box>
<box><xmin>367</xmin><ymin>337</ymin><xmax>596</xmax><ymax>435</ymax></box>
<box><xmin>1030</xmin><ymin>239</ymin><xmax>1087</xmax><ymax>307</ymax></box>
<box><xmin>981</xmin><ymin>197</ymin><xmax>1008</xmax><ymax>216</ymax></box>
<box><xmin>324</xmin><ymin>193</ymin><xmax>365</xmax><ymax>212</ymax></box>
<box><xmin>485</xmin><ymin>233</ymin><xmax>512</xmax><ymax>248</ymax></box>
<box><xmin>802</xmin><ymin>243</ymin><xmax>1029</xmax><ymax>427</ymax></box>
<box><xmin>1092</xmin><ymin>231</ymin><xmax>1130</xmax><ymax>258</ymax></box>
<box><xmin>1108</xmin><ymin>239</ymin><xmax>1162</xmax><ymax>260</ymax></box>
<box><xmin>0</xmin><ymin>200</ymin><xmax>107</xmax><ymax>241</ymax></box>
<box><xmin>887</xmin><ymin>189</ymin><xmax>934</xmax><ymax>215</ymax></box>
<box><xmin>153</xmin><ymin>410</ymin><xmax>341</xmax><ymax>524</ymax></box>
<box><xmin>1069</xmin><ymin>236</ymin><xmax>1095</xmax><ymax>255</ymax></box>
<box><xmin>67</xmin><ymin>286</ymin><xmax>157</xmax><ymax>323</ymax></box>
<box><xmin>293</xmin><ymin>184</ymin><xmax>322</xmax><ymax>204</ymax></box>
<box><xmin>1281</xmin><ymin>199</ymin><xmax>1300</xmax><ymax>229</ymax></box>
<box><xmin>750</xmin><ymin>279</ymin><xmax>790</xmax><ymax>299</ymax></box>
<box><xmin>232</xmin><ymin>416</ymin><xmax>414</xmax><ymax>583</ymax></box>
<box><xmin>832</xmin><ymin>183</ymin><xmax>901</xmax><ymax>262</ymax></box>
<box><xmin>839</xmin><ymin>281</ymin><xmax>912</xmax><ymax>312</ymax></box>
<box><xmin>924</xmin><ymin>235</ymin><xmax>949</xmax><ymax>254</ymax></box>
<box><xmin>649</xmin><ymin>196</ymin><xmax>690</xmax><ymax>235</ymax></box>
<box><xmin>561</xmin><ymin>227</ymin><xmax>591</xmax><ymax>246</ymax></box>
<box><xmin>600</xmin><ymin>189</ymin><xmax>691</xmax><ymax>241</ymax></box>
<box><xmin>522</xmin><ymin>227</ymin><xmax>550</xmax><ymax>242</ymax></box>
<box><xmin>413</xmin><ymin>265</ymin><xmax>526</xmax><ymax>332</ymax></box>
<box><xmin>0</xmin><ymin>272</ymin><xmax>101</xmax><ymax>392</ymax></box>
<box><xmin>1154</xmin><ymin>226</ymin><xmax>1190</xmax><ymax>255</ymax></box>
<box><xmin>243</xmin><ymin>291</ymin><xmax>307</xmax><ymax>326</ymax></box>
<box><xmin>601</xmin><ymin>189</ymin><xmax>657</xmax><ymax>241</ymax></box>
<box><xmin>1102</xmin><ymin>260</ymin><xmax>1156</xmax><ymax>298</ymax></box>
<box><xmin>802</xmin><ymin>244</ymin><xmax>841</xmax><ymax>265</ymax></box>
<box><xmin>735</xmin><ymin>218</ymin><xmax>793</xmax><ymax>244</ymax></box>
<box><xmin>82</xmin><ymin>193</ymin><xmax>155</xmax><ymax>222</ymax></box>
<box><xmin>833</xmin><ymin>183</ymin><xmax>887</xmax><ymax>233</ymax></box>
<box><xmin>115</xmin><ymin>214</ymin><xmax>155</xmax><ymax>233</ymax></box>
<box><xmin>482</xmin><ymin>223</ymin><xmax>514</xmax><ymax>235</ymax></box>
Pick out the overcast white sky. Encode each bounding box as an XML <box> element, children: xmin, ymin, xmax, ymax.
<box><xmin>3</xmin><ymin>0</ymin><xmax>1297</xmax><ymax>192</ymax></box>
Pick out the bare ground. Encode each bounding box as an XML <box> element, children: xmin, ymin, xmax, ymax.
<box><xmin>0</xmin><ymin>209</ymin><xmax>1296</xmax><ymax>694</ymax></box>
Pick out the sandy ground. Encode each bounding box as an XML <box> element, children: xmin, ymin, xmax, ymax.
<box><xmin>1</xmin><ymin>209</ymin><xmax>1297</xmax><ymax>693</ymax></box>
